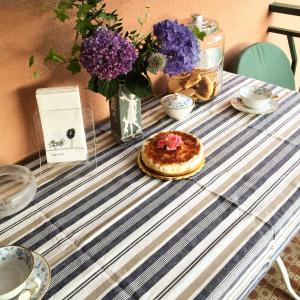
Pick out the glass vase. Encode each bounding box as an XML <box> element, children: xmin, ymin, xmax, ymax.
<box><xmin>109</xmin><ymin>85</ymin><xmax>142</xmax><ymax>142</ymax></box>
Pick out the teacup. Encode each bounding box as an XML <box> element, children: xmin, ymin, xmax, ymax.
<box><xmin>239</xmin><ymin>86</ymin><xmax>273</xmax><ymax>111</ymax></box>
<box><xmin>161</xmin><ymin>93</ymin><xmax>194</xmax><ymax>120</ymax></box>
<box><xmin>0</xmin><ymin>246</ymin><xmax>35</xmax><ymax>300</ymax></box>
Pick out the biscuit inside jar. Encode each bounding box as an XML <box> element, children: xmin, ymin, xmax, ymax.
<box><xmin>196</xmin><ymin>76</ymin><xmax>214</xmax><ymax>101</ymax></box>
<box><xmin>167</xmin><ymin>69</ymin><xmax>219</xmax><ymax>102</ymax></box>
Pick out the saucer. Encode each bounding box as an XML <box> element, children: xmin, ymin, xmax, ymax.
<box><xmin>13</xmin><ymin>252</ymin><xmax>51</xmax><ymax>300</ymax></box>
<box><xmin>30</xmin><ymin>253</ymin><xmax>51</xmax><ymax>300</ymax></box>
<box><xmin>231</xmin><ymin>98</ymin><xmax>279</xmax><ymax>115</ymax></box>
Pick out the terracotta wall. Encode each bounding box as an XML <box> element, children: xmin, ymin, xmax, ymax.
<box><xmin>0</xmin><ymin>0</ymin><xmax>299</xmax><ymax>164</ymax></box>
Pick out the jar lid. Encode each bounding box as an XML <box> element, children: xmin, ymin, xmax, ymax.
<box><xmin>161</xmin><ymin>93</ymin><xmax>194</xmax><ymax>109</ymax></box>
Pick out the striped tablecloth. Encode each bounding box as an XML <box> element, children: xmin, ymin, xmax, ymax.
<box><xmin>1</xmin><ymin>71</ymin><xmax>300</xmax><ymax>300</ymax></box>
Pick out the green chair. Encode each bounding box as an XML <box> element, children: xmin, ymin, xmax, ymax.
<box><xmin>234</xmin><ymin>42</ymin><xmax>296</xmax><ymax>90</ymax></box>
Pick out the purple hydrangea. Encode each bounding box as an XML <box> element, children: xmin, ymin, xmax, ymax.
<box><xmin>153</xmin><ymin>19</ymin><xmax>199</xmax><ymax>75</ymax></box>
<box><xmin>79</xmin><ymin>28</ymin><xmax>137</xmax><ymax>80</ymax></box>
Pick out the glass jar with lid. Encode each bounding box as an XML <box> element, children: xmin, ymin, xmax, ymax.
<box><xmin>191</xmin><ymin>15</ymin><xmax>225</xmax><ymax>101</ymax></box>
<box><xmin>167</xmin><ymin>15</ymin><xmax>224</xmax><ymax>103</ymax></box>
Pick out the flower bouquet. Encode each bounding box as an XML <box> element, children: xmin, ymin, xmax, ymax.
<box><xmin>30</xmin><ymin>0</ymin><xmax>202</xmax><ymax>141</ymax></box>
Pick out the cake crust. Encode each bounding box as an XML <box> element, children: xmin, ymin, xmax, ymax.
<box><xmin>141</xmin><ymin>131</ymin><xmax>204</xmax><ymax>176</ymax></box>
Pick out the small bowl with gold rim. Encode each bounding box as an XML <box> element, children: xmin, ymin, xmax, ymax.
<box><xmin>161</xmin><ymin>93</ymin><xmax>194</xmax><ymax>121</ymax></box>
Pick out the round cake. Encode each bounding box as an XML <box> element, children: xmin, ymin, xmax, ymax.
<box><xmin>141</xmin><ymin>130</ymin><xmax>204</xmax><ymax>176</ymax></box>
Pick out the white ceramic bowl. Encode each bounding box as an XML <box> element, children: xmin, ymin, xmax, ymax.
<box><xmin>0</xmin><ymin>246</ymin><xmax>34</xmax><ymax>300</ymax></box>
<box><xmin>161</xmin><ymin>93</ymin><xmax>194</xmax><ymax>120</ymax></box>
<box><xmin>239</xmin><ymin>86</ymin><xmax>273</xmax><ymax>111</ymax></box>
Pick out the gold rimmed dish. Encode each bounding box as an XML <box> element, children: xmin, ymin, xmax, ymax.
<box><xmin>231</xmin><ymin>98</ymin><xmax>279</xmax><ymax>115</ymax></box>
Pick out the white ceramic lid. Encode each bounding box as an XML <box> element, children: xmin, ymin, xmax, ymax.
<box><xmin>161</xmin><ymin>93</ymin><xmax>194</xmax><ymax>109</ymax></box>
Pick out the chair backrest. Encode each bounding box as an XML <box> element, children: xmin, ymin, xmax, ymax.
<box><xmin>235</xmin><ymin>42</ymin><xmax>295</xmax><ymax>90</ymax></box>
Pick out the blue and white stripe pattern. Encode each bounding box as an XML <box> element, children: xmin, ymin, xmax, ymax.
<box><xmin>1</xmin><ymin>72</ymin><xmax>300</xmax><ymax>300</ymax></box>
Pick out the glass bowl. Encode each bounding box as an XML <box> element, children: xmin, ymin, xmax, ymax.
<box><xmin>0</xmin><ymin>165</ymin><xmax>36</xmax><ymax>218</ymax></box>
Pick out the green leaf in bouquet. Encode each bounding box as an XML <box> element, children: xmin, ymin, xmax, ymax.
<box><xmin>97</xmin><ymin>78</ymin><xmax>120</xmax><ymax>98</ymax></box>
<box><xmin>54</xmin><ymin>1</ymin><xmax>73</xmax><ymax>22</ymax></box>
<box><xmin>87</xmin><ymin>0</ymin><xmax>100</xmax><ymax>6</ymax></box>
<box><xmin>137</xmin><ymin>17</ymin><xmax>143</xmax><ymax>26</ymax></box>
<box><xmin>191</xmin><ymin>26</ymin><xmax>206</xmax><ymax>41</ymax></box>
<box><xmin>97</xmin><ymin>11</ymin><xmax>117</xmax><ymax>21</ymax></box>
<box><xmin>77</xmin><ymin>4</ymin><xmax>95</xmax><ymax>18</ymax></box>
<box><xmin>88</xmin><ymin>76</ymin><xmax>120</xmax><ymax>98</ymax></box>
<box><xmin>115</xmin><ymin>27</ymin><xmax>123</xmax><ymax>33</ymax></box>
<box><xmin>28</xmin><ymin>55</ymin><xmax>34</xmax><ymax>68</ymax></box>
<box><xmin>67</xmin><ymin>58</ymin><xmax>81</xmax><ymax>74</ymax></box>
<box><xmin>87</xmin><ymin>76</ymin><xmax>98</xmax><ymax>92</ymax></box>
<box><xmin>58</xmin><ymin>0</ymin><xmax>73</xmax><ymax>8</ymax></box>
<box><xmin>54</xmin><ymin>8</ymin><xmax>69</xmax><ymax>22</ymax></box>
<box><xmin>125</xmin><ymin>72</ymin><xmax>152</xmax><ymax>98</ymax></box>
<box><xmin>71</xmin><ymin>44</ymin><xmax>81</xmax><ymax>56</ymax></box>
<box><xmin>44</xmin><ymin>49</ymin><xmax>66</xmax><ymax>64</ymax></box>
<box><xmin>76</xmin><ymin>19</ymin><xmax>97</xmax><ymax>36</ymax></box>
<box><xmin>32</xmin><ymin>71</ymin><xmax>40</xmax><ymax>78</ymax></box>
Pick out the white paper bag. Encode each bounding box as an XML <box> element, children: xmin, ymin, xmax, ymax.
<box><xmin>36</xmin><ymin>86</ymin><xmax>88</xmax><ymax>163</ymax></box>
